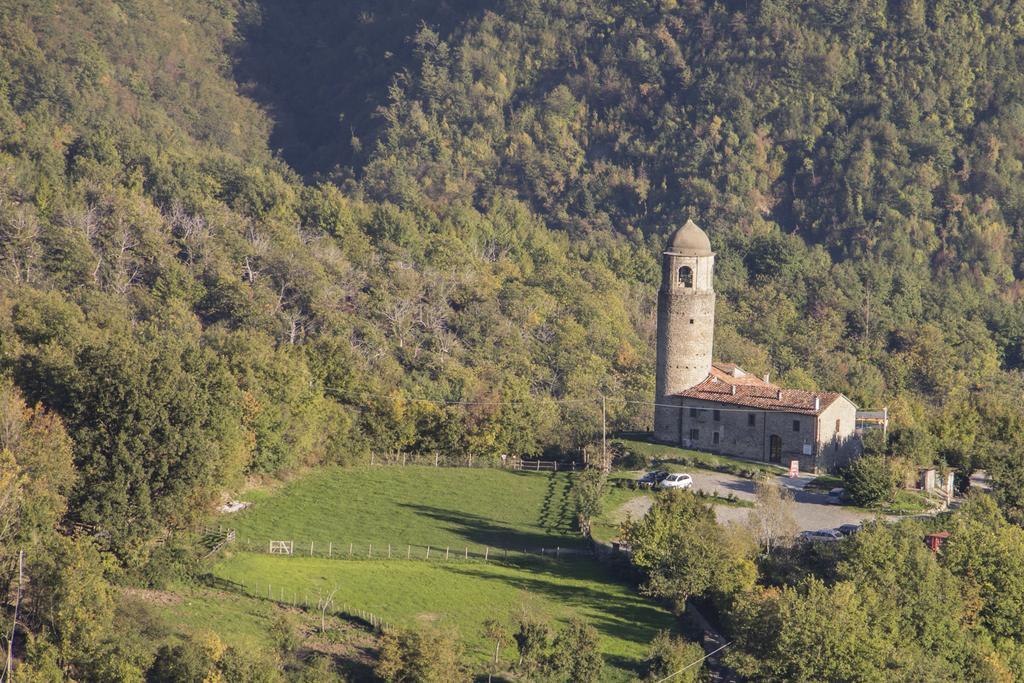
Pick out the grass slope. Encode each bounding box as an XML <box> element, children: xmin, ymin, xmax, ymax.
<box><xmin>615</xmin><ymin>437</ymin><xmax>783</xmax><ymax>477</ymax></box>
<box><xmin>213</xmin><ymin>554</ymin><xmax>674</xmax><ymax>680</ymax></box>
<box><xmin>226</xmin><ymin>466</ymin><xmax>584</xmax><ymax>551</ymax></box>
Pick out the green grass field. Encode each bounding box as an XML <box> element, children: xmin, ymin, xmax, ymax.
<box><xmin>212</xmin><ymin>554</ymin><xmax>674</xmax><ymax>680</ymax></box>
<box><xmin>225</xmin><ymin>466</ymin><xmax>584</xmax><ymax>552</ymax></box>
<box><xmin>210</xmin><ymin>464</ymin><xmax>682</xmax><ymax>680</ymax></box>
<box><xmin>614</xmin><ymin>436</ymin><xmax>783</xmax><ymax>477</ymax></box>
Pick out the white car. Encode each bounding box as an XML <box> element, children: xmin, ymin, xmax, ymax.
<box><xmin>659</xmin><ymin>473</ymin><xmax>694</xmax><ymax>490</ymax></box>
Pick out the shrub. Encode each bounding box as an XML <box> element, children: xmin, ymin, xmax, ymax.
<box><xmin>842</xmin><ymin>456</ymin><xmax>900</xmax><ymax>507</ymax></box>
<box><xmin>642</xmin><ymin>630</ymin><xmax>704</xmax><ymax>682</ymax></box>
<box><xmin>376</xmin><ymin>626</ymin><xmax>466</xmax><ymax>683</ymax></box>
<box><xmin>616</xmin><ymin>446</ymin><xmax>649</xmax><ymax>470</ymax></box>
<box><xmin>549</xmin><ymin>618</ymin><xmax>603</xmax><ymax>683</ymax></box>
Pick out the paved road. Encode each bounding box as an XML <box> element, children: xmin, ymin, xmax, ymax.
<box><xmin>641</xmin><ymin>470</ymin><xmax>886</xmax><ymax>532</ymax></box>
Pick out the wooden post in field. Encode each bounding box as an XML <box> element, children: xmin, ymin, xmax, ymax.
<box><xmin>329</xmin><ymin>542</ymin><xmax>332</xmax><ymax>558</ymax></box>
<box><xmin>435</xmin><ymin>452</ymin><xmax>439</xmax><ymax>467</ymax></box>
<box><xmin>368</xmin><ymin>543</ymin><xmax>372</xmax><ymax>558</ymax></box>
<box><xmin>407</xmin><ymin>544</ymin><xmax>411</xmax><ymax>559</ymax></box>
<box><xmin>310</xmin><ymin>541</ymin><xmax>314</xmax><ymax>556</ymax></box>
<box><xmin>349</xmin><ymin>542</ymin><xmax>353</xmax><ymax>557</ymax></box>
<box><xmin>426</xmin><ymin>546</ymin><xmax>430</xmax><ymax>559</ymax></box>
<box><xmin>388</xmin><ymin>544</ymin><xmax>392</xmax><ymax>559</ymax></box>
<box><xmin>402</xmin><ymin>452</ymin><xmax>407</xmax><ymax>466</ymax></box>
<box><xmin>445</xmin><ymin>547</ymin><xmax>450</xmax><ymax>560</ymax></box>
<box><xmin>465</xmin><ymin>547</ymin><xmax>468</xmax><ymax>559</ymax></box>
<box><xmin>484</xmin><ymin>547</ymin><xmax>489</xmax><ymax>561</ymax></box>
<box><xmin>554</xmin><ymin>460</ymin><xmax>558</xmax><ymax>472</ymax></box>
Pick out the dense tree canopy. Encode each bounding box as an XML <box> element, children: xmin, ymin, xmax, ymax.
<box><xmin>3</xmin><ymin>1</ymin><xmax>1024</xmax><ymax>675</ymax></box>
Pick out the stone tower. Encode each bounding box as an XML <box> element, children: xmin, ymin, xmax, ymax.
<box><xmin>654</xmin><ymin>219</ymin><xmax>716</xmax><ymax>442</ymax></box>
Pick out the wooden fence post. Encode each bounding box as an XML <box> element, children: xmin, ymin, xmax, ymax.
<box><xmin>368</xmin><ymin>543</ymin><xmax>372</xmax><ymax>558</ymax></box>
<box><xmin>388</xmin><ymin>544</ymin><xmax>392</xmax><ymax>559</ymax></box>
<box><xmin>407</xmin><ymin>544</ymin><xmax>411</xmax><ymax>559</ymax></box>
<box><xmin>484</xmin><ymin>547</ymin><xmax>489</xmax><ymax>561</ymax></box>
<box><xmin>445</xmin><ymin>547</ymin><xmax>449</xmax><ymax>560</ymax></box>
<box><xmin>435</xmin><ymin>452</ymin><xmax>439</xmax><ymax>467</ymax></box>
<box><xmin>349</xmin><ymin>543</ymin><xmax>353</xmax><ymax>557</ymax></box>
<box><xmin>464</xmin><ymin>547</ymin><xmax>468</xmax><ymax>559</ymax></box>
<box><xmin>426</xmin><ymin>545</ymin><xmax>430</xmax><ymax>559</ymax></box>
<box><xmin>329</xmin><ymin>542</ymin><xmax>332</xmax><ymax>558</ymax></box>
<box><xmin>310</xmin><ymin>541</ymin><xmax>314</xmax><ymax>556</ymax></box>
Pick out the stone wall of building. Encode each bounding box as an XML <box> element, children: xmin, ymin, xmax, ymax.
<box><xmin>814</xmin><ymin>397</ymin><xmax>860</xmax><ymax>471</ymax></box>
<box><xmin>674</xmin><ymin>396</ymin><xmax>860</xmax><ymax>474</ymax></box>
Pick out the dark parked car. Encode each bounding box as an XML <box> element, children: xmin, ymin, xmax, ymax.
<box><xmin>827</xmin><ymin>487</ymin><xmax>848</xmax><ymax>505</ymax></box>
<box><xmin>837</xmin><ymin>523</ymin><xmax>862</xmax><ymax>536</ymax></box>
<box><xmin>636</xmin><ymin>470</ymin><xmax>669</xmax><ymax>488</ymax></box>
<box><xmin>800</xmin><ymin>529</ymin><xmax>844</xmax><ymax>543</ymax></box>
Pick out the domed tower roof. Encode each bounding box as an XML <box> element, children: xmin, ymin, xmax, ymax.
<box><xmin>667</xmin><ymin>219</ymin><xmax>712</xmax><ymax>256</ymax></box>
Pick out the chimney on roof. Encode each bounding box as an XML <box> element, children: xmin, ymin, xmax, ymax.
<box><xmin>731</xmin><ymin>384</ymin><xmax>737</xmax><ymax>395</ymax></box>
<box><xmin>776</xmin><ymin>389</ymin><xmax>783</xmax><ymax>400</ymax></box>
<box><xmin>814</xmin><ymin>396</ymin><xmax>821</xmax><ymax>411</ymax></box>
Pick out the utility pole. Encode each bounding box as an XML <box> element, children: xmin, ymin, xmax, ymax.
<box><xmin>601</xmin><ymin>393</ymin><xmax>607</xmax><ymax>470</ymax></box>
<box><xmin>4</xmin><ymin>549</ymin><xmax>22</xmax><ymax>683</ymax></box>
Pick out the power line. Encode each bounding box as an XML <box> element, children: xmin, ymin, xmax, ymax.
<box><xmin>322</xmin><ymin>386</ymin><xmax>597</xmax><ymax>407</ymax></box>
<box><xmin>653</xmin><ymin>641</ymin><xmax>732</xmax><ymax>683</ymax></box>
<box><xmin>324</xmin><ymin>387</ymin><xmax>820</xmax><ymax>415</ymax></box>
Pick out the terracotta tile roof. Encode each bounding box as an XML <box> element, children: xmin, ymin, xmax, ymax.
<box><xmin>674</xmin><ymin>374</ymin><xmax>843</xmax><ymax>416</ymax></box>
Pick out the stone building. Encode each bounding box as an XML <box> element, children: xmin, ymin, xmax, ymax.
<box><xmin>653</xmin><ymin>220</ymin><xmax>860</xmax><ymax>473</ymax></box>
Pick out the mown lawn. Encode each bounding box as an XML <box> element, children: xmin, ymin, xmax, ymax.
<box><xmin>614</xmin><ymin>436</ymin><xmax>784</xmax><ymax>477</ymax></box>
<box><xmin>212</xmin><ymin>553</ymin><xmax>674</xmax><ymax>681</ymax></box>
<box><xmin>224</xmin><ymin>466</ymin><xmax>584</xmax><ymax>552</ymax></box>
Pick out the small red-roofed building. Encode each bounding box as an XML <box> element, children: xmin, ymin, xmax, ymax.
<box><xmin>924</xmin><ymin>531</ymin><xmax>950</xmax><ymax>553</ymax></box>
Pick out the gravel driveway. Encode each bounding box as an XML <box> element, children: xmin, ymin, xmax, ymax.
<box><xmin>631</xmin><ymin>470</ymin><xmax>884</xmax><ymax>532</ymax></box>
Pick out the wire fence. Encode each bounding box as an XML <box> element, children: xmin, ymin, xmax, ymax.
<box><xmin>203</xmin><ymin>574</ymin><xmax>398</xmax><ymax>634</ymax></box>
<box><xmin>364</xmin><ymin>451</ymin><xmax>587</xmax><ymax>472</ymax></box>
<box><xmin>230</xmin><ymin>538</ymin><xmax>587</xmax><ymax>563</ymax></box>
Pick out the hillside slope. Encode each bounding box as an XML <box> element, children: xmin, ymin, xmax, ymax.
<box><xmin>0</xmin><ymin>0</ymin><xmax>1023</xmax><ymax>606</ymax></box>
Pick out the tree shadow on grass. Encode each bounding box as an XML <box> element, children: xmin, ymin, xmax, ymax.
<box><xmin>398</xmin><ymin>503</ymin><xmax>586</xmax><ymax>552</ymax></box>
<box><xmin>438</xmin><ymin>561</ymin><xmax>672</xmax><ymax>649</ymax></box>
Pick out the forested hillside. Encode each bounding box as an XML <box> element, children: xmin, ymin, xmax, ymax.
<box><xmin>3</xmin><ymin>0</ymin><xmax>1024</xmax><ymax>676</ymax></box>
